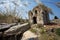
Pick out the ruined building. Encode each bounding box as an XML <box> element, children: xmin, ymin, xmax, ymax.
<box><xmin>28</xmin><ymin>4</ymin><xmax>50</xmax><ymax>25</ymax></box>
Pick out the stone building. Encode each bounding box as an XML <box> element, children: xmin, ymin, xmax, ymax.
<box><xmin>28</xmin><ymin>4</ymin><xmax>50</xmax><ymax>25</ymax></box>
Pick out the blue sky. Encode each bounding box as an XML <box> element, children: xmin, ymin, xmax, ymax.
<box><xmin>41</xmin><ymin>0</ymin><xmax>60</xmax><ymax>20</ymax></box>
<box><xmin>0</xmin><ymin>0</ymin><xmax>60</xmax><ymax>20</ymax></box>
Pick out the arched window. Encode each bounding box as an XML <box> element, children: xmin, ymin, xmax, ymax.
<box><xmin>35</xmin><ymin>10</ymin><xmax>37</xmax><ymax>14</ymax></box>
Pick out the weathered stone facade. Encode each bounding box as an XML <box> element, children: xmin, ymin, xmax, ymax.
<box><xmin>28</xmin><ymin>4</ymin><xmax>50</xmax><ymax>25</ymax></box>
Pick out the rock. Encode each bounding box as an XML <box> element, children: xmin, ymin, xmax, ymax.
<box><xmin>21</xmin><ymin>31</ymin><xmax>38</xmax><ymax>40</ymax></box>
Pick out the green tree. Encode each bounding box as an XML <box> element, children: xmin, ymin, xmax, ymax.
<box><xmin>54</xmin><ymin>16</ymin><xmax>59</xmax><ymax>19</ymax></box>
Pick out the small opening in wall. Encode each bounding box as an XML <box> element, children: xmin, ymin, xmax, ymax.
<box><xmin>42</xmin><ymin>12</ymin><xmax>44</xmax><ymax>14</ymax></box>
<box><xmin>35</xmin><ymin>10</ymin><xmax>37</xmax><ymax>14</ymax></box>
<box><xmin>33</xmin><ymin>16</ymin><xmax>37</xmax><ymax>24</ymax></box>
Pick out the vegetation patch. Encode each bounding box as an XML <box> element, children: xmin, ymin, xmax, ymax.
<box><xmin>39</xmin><ymin>28</ymin><xmax>46</xmax><ymax>34</ymax></box>
<box><xmin>30</xmin><ymin>29</ymin><xmax>37</xmax><ymax>33</ymax></box>
<box><xmin>55</xmin><ymin>28</ymin><xmax>60</xmax><ymax>36</ymax></box>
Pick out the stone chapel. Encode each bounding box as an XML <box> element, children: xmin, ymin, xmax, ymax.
<box><xmin>28</xmin><ymin>4</ymin><xmax>50</xmax><ymax>25</ymax></box>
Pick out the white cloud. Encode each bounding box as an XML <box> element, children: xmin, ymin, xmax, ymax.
<box><xmin>20</xmin><ymin>4</ymin><xmax>23</xmax><ymax>7</ymax></box>
<box><xmin>0</xmin><ymin>0</ymin><xmax>30</xmax><ymax>18</ymax></box>
<box><xmin>23</xmin><ymin>1</ymin><xmax>29</xmax><ymax>6</ymax></box>
<box><xmin>34</xmin><ymin>0</ymin><xmax>41</xmax><ymax>4</ymax></box>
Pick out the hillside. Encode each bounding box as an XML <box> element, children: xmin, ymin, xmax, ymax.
<box><xmin>28</xmin><ymin>19</ymin><xmax>60</xmax><ymax>40</ymax></box>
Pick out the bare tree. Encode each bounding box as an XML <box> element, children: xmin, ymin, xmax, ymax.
<box><xmin>55</xmin><ymin>2</ymin><xmax>60</xmax><ymax>8</ymax></box>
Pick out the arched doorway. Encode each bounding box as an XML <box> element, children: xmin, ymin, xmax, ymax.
<box><xmin>33</xmin><ymin>16</ymin><xmax>37</xmax><ymax>24</ymax></box>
